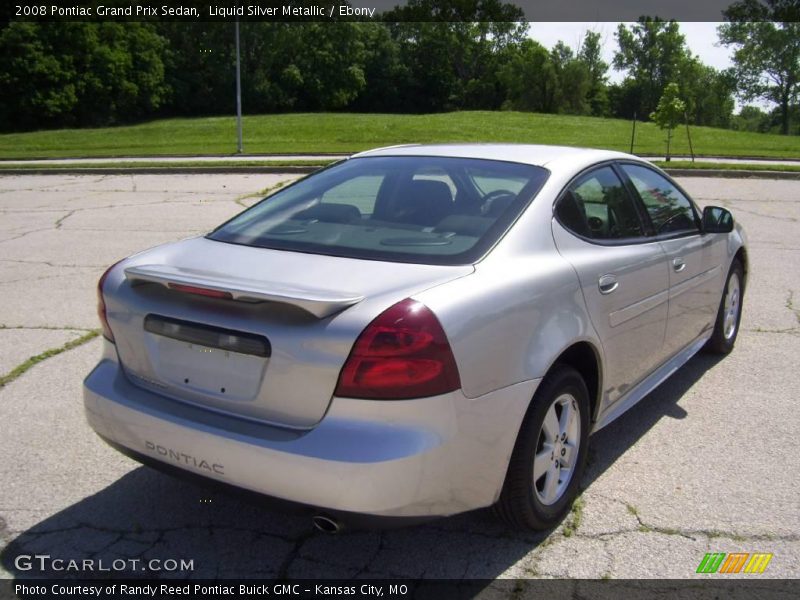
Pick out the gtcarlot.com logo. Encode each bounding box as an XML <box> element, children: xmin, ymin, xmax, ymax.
<box><xmin>696</xmin><ymin>552</ymin><xmax>773</xmax><ymax>574</ymax></box>
<box><xmin>14</xmin><ymin>554</ymin><xmax>194</xmax><ymax>573</ymax></box>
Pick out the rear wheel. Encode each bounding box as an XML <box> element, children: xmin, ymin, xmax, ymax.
<box><xmin>495</xmin><ymin>365</ymin><xmax>590</xmax><ymax>530</ymax></box>
<box><xmin>705</xmin><ymin>260</ymin><xmax>744</xmax><ymax>355</ymax></box>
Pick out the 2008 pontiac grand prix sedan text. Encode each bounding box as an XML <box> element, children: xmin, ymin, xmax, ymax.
<box><xmin>84</xmin><ymin>144</ymin><xmax>747</xmax><ymax>532</ymax></box>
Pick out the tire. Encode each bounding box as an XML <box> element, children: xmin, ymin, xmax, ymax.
<box><xmin>494</xmin><ymin>365</ymin><xmax>590</xmax><ymax>530</ymax></box>
<box><xmin>705</xmin><ymin>260</ymin><xmax>744</xmax><ymax>355</ymax></box>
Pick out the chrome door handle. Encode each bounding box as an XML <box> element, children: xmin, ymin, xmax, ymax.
<box><xmin>672</xmin><ymin>258</ymin><xmax>686</xmax><ymax>272</ymax></box>
<box><xmin>598</xmin><ymin>275</ymin><xmax>619</xmax><ymax>295</ymax></box>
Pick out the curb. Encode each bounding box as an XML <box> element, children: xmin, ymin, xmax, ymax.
<box><xmin>644</xmin><ymin>154</ymin><xmax>800</xmax><ymax>163</ymax></box>
<box><xmin>663</xmin><ymin>168</ymin><xmax>800</xmax><ymax>180</ymax></box>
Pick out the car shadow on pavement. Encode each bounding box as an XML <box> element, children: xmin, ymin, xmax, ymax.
<box><xmin>0</xmin><ymin>352</ymin><xmax>723</xmax><ymax>580</ymax></box>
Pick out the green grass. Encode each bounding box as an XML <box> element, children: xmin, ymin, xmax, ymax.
<box><xmin>0</xmin><ymin>330</ymin><xmax>99</xmax><ymax>388</ymax></box>
<box><xmin>0</xmin><ymin>159</ymin><xmax>332</xmax><ymax>170</ymax></box>
<box><xmin>652</xmin><ymin>160</ymin><xmax>800</xmax><ymax>172</ymax></box>
<box><xmin>562</xmin><ymin>495</ymin><xmax>585</xmax><ymax>538</ymax></box>
<box><xmin>1</xmin><ymin>112</ymin><xmax>799</xmax><ymax>159</ymax></box>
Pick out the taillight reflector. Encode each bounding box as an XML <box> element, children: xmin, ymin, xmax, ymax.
<box><xmin>334</xmin><ymin>299</ymin><xmax>461</xmax><ymax>400</ymax></box>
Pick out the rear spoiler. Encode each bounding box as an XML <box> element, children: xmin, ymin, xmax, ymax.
<box><xmin>124</xmin><ymin>264</ymin><xmax>363</xmax><ymax>318</ymax></box>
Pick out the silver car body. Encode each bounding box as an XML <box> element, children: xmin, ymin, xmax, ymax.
<box><xmin>84</xmin><ymin>144</ymin><xmax>747</xmax><ymax>519</ymax></box>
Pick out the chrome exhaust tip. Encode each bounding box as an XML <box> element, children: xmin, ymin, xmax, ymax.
<box><xmin>312</xmin><ymin>514</ymin><xmax>342</xmax><ymax>534</ymax></box>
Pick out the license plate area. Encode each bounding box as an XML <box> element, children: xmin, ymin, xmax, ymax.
<box><xmin>143</xmin><ymin>315</ymin><xmax>269</xmax><ymax>402</ymax></box>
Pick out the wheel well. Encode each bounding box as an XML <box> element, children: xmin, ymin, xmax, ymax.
<box><xmin>734</xmin><ymin>246</ymin><xmax>748</xmax><ymax>287</ymax></box>
<box><xmin>553</xmin><ymin>342</ymin><xmax>601</xmax><ymax>423</ymax></box>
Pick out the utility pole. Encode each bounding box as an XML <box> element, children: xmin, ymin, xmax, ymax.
<box><xmin>235</xmin><ymin>18</ymin><xmax>243</xmax><ymax>154</ymax></box>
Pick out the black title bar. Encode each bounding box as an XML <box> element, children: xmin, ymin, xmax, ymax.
<box><xmin>4</xmin><ymin>0</ymin><xmax>798</xmax><ymax>23</ymax></box>
<box><xmin>3</xmin><ymin>579</ymin><xmax>799</xmax><ymax>600</ymax></box>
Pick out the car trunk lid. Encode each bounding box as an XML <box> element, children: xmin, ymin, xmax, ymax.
<box><xmin>104</xmin><ymin>236</ymin><xmax>473</xmax><ymax>428</ymax></box>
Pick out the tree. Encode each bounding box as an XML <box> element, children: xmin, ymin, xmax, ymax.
<box><xmin>650</xmin><ymin>83</ymin><xmax>686</xmax><ymax>161</ymax></box>
<box><xmin>681</xmin><ymin>62</ymin><xmax>735</xmax><ymax>129</ymax></box>
<box><xmin>350</xmin><ymin>23</ymin><xmax>410</xmax><ymax>112</ymax></box>
<box><xmin>549</xmin><ymin>42</ymin><xmax>590</xmax><ymax>115</ymax></box>
<box><xmin>158</xmin><ymin>22</ymin><xmax>369</xmax><ymax>115</ymax></box>
<box><xmin>732</xmin><ymin>105</ymin><xmax>772</xmax><ymax>132</ymax></box>
<box><xmin>156</xmin><ymin>22</ymin><xmax>233</xmax><ymax>116</ymax></box>
<box><xmin>0</xmin><ymin>22</ymin><xmax>168</xmax><ymax>130</ymax></box>
<box><xmin>383</xmin><ymin>0</ymin><xmax>527</xmax><ymax>111</ymax></box>
<box><xmin>613</xmin><ymin>18</ymin><xmax>694</xmax><ymax>119</ymax></box>
<box><xmin>499</xmin><ymin>39</ymin><xmax>558</xmax><ymax>112</ymax></box>
<box><xmin>718</xmin><ymin>0</ymin><xmax>800</xmax><ymax>135</ymax></box>
<box><xmin>577</xmin><ymin>31</ymin><xmax>609</xmax><ymax>116</ymax></box>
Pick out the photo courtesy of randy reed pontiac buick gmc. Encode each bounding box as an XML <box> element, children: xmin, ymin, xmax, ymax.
<box><xmin>84</xmin><ymin>144</ymin><xmax>747</xmax><ymax>533</ymax></box>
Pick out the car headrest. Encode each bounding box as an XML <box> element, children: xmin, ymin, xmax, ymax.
<box><xmin>394</xmin><ymin>179</ymin><xmax>453</xmax><ymax>226</ymax></box>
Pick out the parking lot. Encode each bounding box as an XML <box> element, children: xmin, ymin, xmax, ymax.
<box><xmin>0</xmin><ymin>172</ymin><xmax>798</xmax><ymax>581</ymax></box>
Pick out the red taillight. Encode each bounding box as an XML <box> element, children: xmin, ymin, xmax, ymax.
<box><xmin>334</xmin><ymin>299</ymin><xmax>461</xmax><ymax>400</ymax></box>
<box><xmin>167</xmin><ymin>283</ymin><xmax>233</xmax><ymax>300</ymax></box>
<box><xmin>97</xmin><ymin>261</ymin><xmax>123</xmax><ymax>342</ymax></box>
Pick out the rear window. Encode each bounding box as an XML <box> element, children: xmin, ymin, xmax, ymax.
<box><xmin>209</xmin><ymin>156</ymin><xmax>549</xmax><ymax>265</ymax></box>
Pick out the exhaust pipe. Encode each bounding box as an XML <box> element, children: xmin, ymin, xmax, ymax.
<box><xmin>312</xmin><ymin>514</ymin><xmax>342</xmax><ymax>535</ymax></box>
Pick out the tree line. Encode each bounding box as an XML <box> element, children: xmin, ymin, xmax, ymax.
<box><xmin>0</xmin><ymin>0</ymin><xmax>797</xmax><ymax>135</ymax></box>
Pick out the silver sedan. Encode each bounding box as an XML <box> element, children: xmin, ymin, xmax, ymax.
<box><xmin>84</xmin><ymin>144</ymin><xmax>747</xmax><ymax>532</ymax></box>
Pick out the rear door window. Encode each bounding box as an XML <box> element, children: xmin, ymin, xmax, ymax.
<box><xmin>555</xmin><ymin>166</ymin><xmax>645</xmax><ymax>241</ymax></box>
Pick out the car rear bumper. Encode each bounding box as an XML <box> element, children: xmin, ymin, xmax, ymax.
<box><xmin>83</xmin><ymin>342</ymin><xmax>538</xmax><ymax>519</ymax></box>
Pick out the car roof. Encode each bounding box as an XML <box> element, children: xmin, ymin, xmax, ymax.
<box><xmin>351</xmin><ymin>143</ymin><xmax>637</xmax><ymax>170</ymax></box>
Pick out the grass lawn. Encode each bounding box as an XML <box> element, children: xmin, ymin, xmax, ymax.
<box><xmin>0</xmin><ymin>160</ymin><xmax>332</xmax><ymax>170</ymax></box>
<box><xmin>1</xmin><ymin>112</ymin><xmax>798</xmax><ymax>159</ymax></box>
<box><xmin>651</xmin><ymin>160</ymin><xmax>800</xmax><ymax>172</ymax></box>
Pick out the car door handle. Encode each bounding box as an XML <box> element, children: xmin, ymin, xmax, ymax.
<box><xmin>672</xmin><ymin>258</ymin><xmax>686</xmax><ymax>272</ymax></box>
<box><xmin>598</xmin><ymin>275</ymin><xmax>619</xmax><ymax>295</ymax></box>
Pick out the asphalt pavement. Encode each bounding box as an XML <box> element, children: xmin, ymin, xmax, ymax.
<box><xmin>0</xmin><ymin>173</ymin><xmax>797</xmax><ymax>581</ymax></box>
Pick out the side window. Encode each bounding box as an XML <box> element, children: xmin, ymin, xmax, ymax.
<box><xmin>620</xmin><ymin>164</ymin><xmax>699</xmax><ymax>235</ymax></box>
<box><xmin>555</xmin><ymin>166</ymin><xmax>644</xmax><ymax>241</ymax></box>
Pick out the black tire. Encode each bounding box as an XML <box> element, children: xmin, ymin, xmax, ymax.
<box><xmin>704</xmin><ymin>260</ymin><xmax>744</xmax><ymax>355</ymax></box>
<box><xmin>494</xmin><ymin>365</ymin><xmax>590</xmax><ymax>530</ymax></box>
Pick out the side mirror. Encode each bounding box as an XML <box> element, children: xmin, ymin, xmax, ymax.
<box><xmin>702</xmin><ymin>206</ymin><xmax>734</xmax><ymax>234</ymax></box>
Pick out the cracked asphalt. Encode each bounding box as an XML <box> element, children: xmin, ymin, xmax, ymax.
<box><xmin>0</xmin><ymin>174</ymin><xmax>798</xmax><ymax>581</ymax></box>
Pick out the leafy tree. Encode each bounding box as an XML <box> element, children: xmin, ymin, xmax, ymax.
<box><xmin>577</xmin><ymin>31</ymin><xmax>609</xmax><ymax>116</ymax></box>
<box><xmin>350</xmin><ymin>23</ymin><xmax>410</xmax><ymax>112</ymax></box>
<box><xmin>718</xmin><ymin>0</ymin><xmax>800</xmax><ymax>134</ymax></box>
<box><xmin>681</xmin><ymin>62</ymin><xmax>735</xmax><ymax>128</ymax></box>
<box><xmin>607</xmin><ymin>79</ymin><xmax>642</xmax><ymax>120</ymax></box>
<box><xmin>499</xmin><ymin>39</ymin><xmax>558</xmax><ymax>112</ymax></box>
<box><xmin>613</xmin><ymin>18</ymin><xmax>694</xmax><ymax>119</ymax></box>
<box><xmin>158</xmin><ymin>22</ymin><xmax>368</xmax><ymax>115</ymax></box>
<box><xmin>383</xmin><ymin>0</ymin><xmax>527</xmax><ymax>111</ymax></box>
<box><xmin>0</xmin><ymin>22</ymin><xmax>168</xmax><ymax>130</ymax></box>
<box><xmin>269</xmin><ymin>23</ymin><xmax>367</xmax><ymax>110</ymax></box>
<box><xmin>650</xmin><ymin>83</ymin><xmax>686</xmax><ymax>160</ymax></box>
<box><xmin>550</xmin><ymin>42</ymin><xmax>590</xmax><ymax>115</ymax></box>
<box><xmin>732</xmin><ymin>105</ymin><xmax>772</xmax><ymax>132</ymax></box>
<box><xmin>156</xmin><ymin>22</ymin><xmax>233</xmax><ymax>116</ymax></box>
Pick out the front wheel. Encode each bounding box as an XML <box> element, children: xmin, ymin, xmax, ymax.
<box><xmin>705</xmin><ymin>260</ymin><xmax>744</xmax><ymax>355</ymax></box>
<box><xmin>495</xmin><ymin>365</ymin><xmax>590</xmax><ymax>530</ymax></box>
